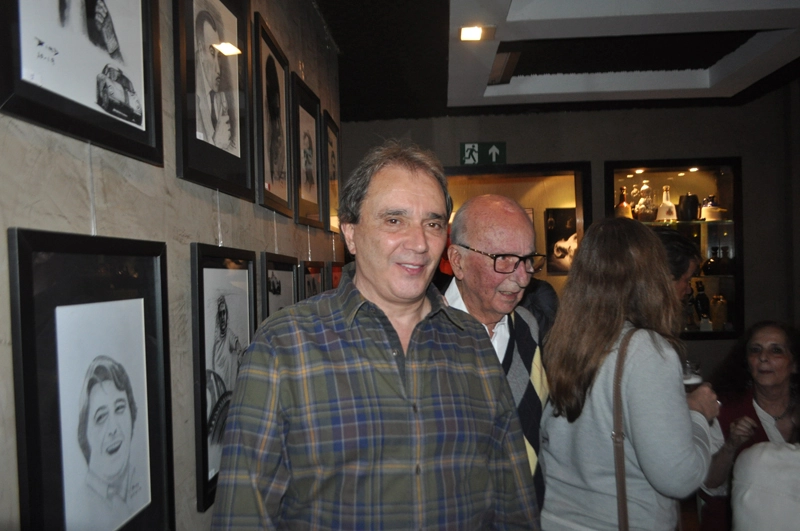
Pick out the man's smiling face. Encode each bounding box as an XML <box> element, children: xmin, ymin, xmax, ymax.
<box><xmin>87</xmin><ymin>380</ymin><xmax>132</xmax><ymax>483</ymax></box>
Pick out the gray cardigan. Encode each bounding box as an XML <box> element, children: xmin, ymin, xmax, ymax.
<box><xmin>540</xmin><ymin>324</ymin><xmax>712</xmax><ymax>530</ymax></box>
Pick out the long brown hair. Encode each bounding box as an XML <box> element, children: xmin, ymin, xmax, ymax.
<box><xmin>545</xmin><ymin>217</ymin><xmax>683</xmax><ymax>421</ymax></box>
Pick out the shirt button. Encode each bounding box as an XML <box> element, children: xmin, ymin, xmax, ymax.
<box><xmin>415</xmin><ymin>464</ymin><xmax>421</xmax><ymax>475</ymax></box>
<box><xmin>391</xmin><ymin>350</ymin><xmax>397</xmax><ymax>357</ymax></box>
<box><xmin>412</xmin><ymin>403</ymin><xmax>418</xmax><ymax>413</ymax></box>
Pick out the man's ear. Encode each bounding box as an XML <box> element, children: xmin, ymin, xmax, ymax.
<box><xmin>341</xmin><ymin>223</ymin><xmax>357</xmax><ymax>255</ymax></box>
<box><xmin>447</xmin><ymin>245</ymin><xmax>465</xmax><ymax>280</ymax></box>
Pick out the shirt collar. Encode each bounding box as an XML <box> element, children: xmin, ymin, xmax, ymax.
<box><xmin>444</xmin><ymin>277</ymin><xmax>508</xmax><ymax>338</ymax></box>
<box><xmin>85</xmin><ymin>462</ymin><xmax>133</xmax><ymax>503</ymax></box>
<box><xmin>338</xmin><ymin>262</ymin><xmax>466</xmax><ymax>330</ymax></box>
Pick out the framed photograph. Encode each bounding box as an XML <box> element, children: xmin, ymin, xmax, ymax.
<box><xmin>174</xmin><ymin>0</ymin><xmax>253</xmax><ymax>201</ymax></box>
<box><xmin>292</xmin><ymin>73</ymin><xmax>324</xmax><ymax>229</ymax></box>
<box><xmin>323</xmin><ymin>111</ymin><xmax>341</xmax><ymax>232</ymax></box>
<box><xmin>7</xmin><ymin>228</ymin><xmax>173</xmax><ymax>530</ymax></box>
<box><xmin>190</xmin><ymin>243</ymin><xmax>256</xmax><ymax>511</ymax></box>
<box><xmin>544</xmin><ymin>208</ymin><xmax>578</xmax><ymax>274</ymax></box>
<box><xmin>299</xmin><ymin>260</ymin><xmax>325</xmax><ymax>300</ymax></box>
<box><xmin>325</xmin><ymin>261</ymin><xmax>345</xmax><ymax>290</ymax></box>
<box><xmin>253</xmin><ymin>13</ymin><xmax>292</xmax><ymax>217</ymax></box>
<box><xmin>1</xmin><ymin>0</ymin><xmax>163</xmax><ymax>164</ymax></box>
<box><xmin>260</xmin><ymin>252</ymin><xmax>298</xmax><ymax>318</ymax></box>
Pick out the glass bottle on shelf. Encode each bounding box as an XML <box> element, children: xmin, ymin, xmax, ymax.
<box><xmin>614</xmin><ymin>186</ymin><xmax>633</xmax><ymax>219</ymax></box>
<box><xmin>702</xmin><ymin>247</ymin><xmax>720</xmax><ymax>276</ymax></box>
<box><xmin>656</xmin><ymin>185</ymin><xmax>677</xmax><ymax>221</ymax></box>
<box><xmin>695</xmin><ymin>280</ymin><xmax>711</xmax><ymax>321</ymax></box>
<box><xmin>719</xmin><ymin>246</ymin><xmax>732</xmax><ymax>275</ymax></box>
<box><xmin>710</xmin><ymin>295</ymin><xmax>728</xmax><ymax>331</ymax></box>
<box><xmin>636</xmin><ymin>180</ymin><xmax>656</xmax><ymax>221</ymax></box>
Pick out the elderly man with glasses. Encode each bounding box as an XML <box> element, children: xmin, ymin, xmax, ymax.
<box><xmin>445</xmin><ymin>194</ymin><xmax>549</xmax><ymax>508</ymax></box>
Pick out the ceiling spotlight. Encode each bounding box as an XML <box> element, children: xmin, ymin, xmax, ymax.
<box><xmin>460</xmin><ymin>26</ymin><xmax>496</xmax><ymax>41</ymax></box>
<box><xmin>689</xmin><ymin>167</ymin><xmax>699</xmax><ymax>172</ymax></box>
<box><xmin>212</xmin><ymin>42</ymin><xmax>242</xmax><ymax>55</ymax></box>
<box><xmin>626</xmin><ymin>174</ymin><xmax>633</xmax><ymax>178</ymax></box>
<box><xmin>678</xmin><ymin>172</ymin><xmax>685</xmax><ymax>176</ymax></box>
<box><xmin>635</xmin><ymin>169</ymin><xmax>644</xmax><ymax>174</ymax></box>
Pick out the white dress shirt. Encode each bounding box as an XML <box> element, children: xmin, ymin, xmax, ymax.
<box><xmin>444</xmin><ymin>279</ymin><xmax>509</xmax><ymax>364</ymax></box>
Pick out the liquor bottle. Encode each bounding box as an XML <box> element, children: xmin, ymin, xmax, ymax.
<box><xmin>702</xmin><ymin>247</ymin><xmax>720</xmax><ymax>276</ymax></box>
<box><xmin>710</xmin><ymin>295</ymin><xmax>728</xmax><ymax>331</ymax></box>
<box><xmin>614</xmin><ymin>186</ymin><xmax>633</xmax><ymax>219</ymax></box>
<box><xmin>694</xmin><ymin>280</ymin><xmax>711</xmax><ymax>320</ymax></box>
<box><xmin>636</xmin><ymin>180</ymin><xmax>656</xmax><ymax>221</ymax></box>
<box><xmin>656</xmin><ymin>185</ymin><xmax>677</xmax><ymax>221</ymax></box>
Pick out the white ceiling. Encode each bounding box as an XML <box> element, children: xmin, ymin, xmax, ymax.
<box><xmin>448</xmin><ymin>0</ymin><xmax>800</xmax><ymax>107</ymax></box>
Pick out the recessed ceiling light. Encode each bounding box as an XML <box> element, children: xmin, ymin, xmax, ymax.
<box><xmin>635</xmin><ymin>169</ymin><xmax>644</xmax><ymax>174</ymax></box>
<box><xmin>626</xmin><ymin>174</ymin><xmax>633</xmax><ymax>178</ymax></box>
<box><xmin>689</xmin><ymin>167</ymin><xmax>699</xmax><ymax>172</ymax></box>
<box><xmin>212</xmin><ymin>42</ymin><xmax>241</xmax><ymax>55</ymax></box>
<box><xmin>461</xmin><ymin>27</ymin><xmax>482</xmax><ymax>41</ymax></box>
<box><xmin>460</xmin><ymin>26</ymin><xmax>496</xmax><ymax>41</ymax></box>
<box><xmin>678</xmin><ymin>172</ymin><xmax>685</xmax><ymax>176</ymax></box>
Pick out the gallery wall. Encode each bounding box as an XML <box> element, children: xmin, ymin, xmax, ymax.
<box><xmin>339</xmin><ymin>84</ymin><xmax>800</xmax><ymax>373</ymax></box>
<box><xmin>0</xmin><ymin>0</ymin><xmax>341</xmax><ymax>528</ymax></box>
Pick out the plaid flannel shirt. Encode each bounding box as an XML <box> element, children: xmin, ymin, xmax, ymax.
<box><xmin>212</xmin><ymin>263</ymin><xmax>539</xmax><ymax>530</ymax></box>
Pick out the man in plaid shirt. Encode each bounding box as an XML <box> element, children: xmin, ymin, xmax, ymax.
<box><xmin>212</xmin><ymin>140</ymin><xmax>539</xmax><ymax>530</ymax></box>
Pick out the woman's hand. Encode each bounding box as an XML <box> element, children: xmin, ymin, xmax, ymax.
<box><xmin>687</xmin><ymin>383</ymin><xmax>720</xmax><ymax>422</ymax></box>
<box><xmin>726</xmin><ymin>416</ymin><xmax>758</xmax><ymax>451</ymax></box>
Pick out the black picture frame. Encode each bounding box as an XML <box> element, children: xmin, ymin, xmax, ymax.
<box><xmin>175</xmin><ymin>0</ymin><xmax>254</xmax><ymax>201</ymax></box>
<box><xmin>292</xmin><ymin>73</ymin><xmax>324</xmax><ymax>229</ymax></box>
<box><xmin>544</xmin><ymin>207</ymin><xmax>578</xmax><ymax>274</ymax></box>
<box><xmin>190</xmin><ymin>243</ymin><xmax>256</xmax><ymax>511</ymax></box>
<box><xmin>298</xmin><ymin>260</ymin><xmax>326</xmax><ymax>300</ymax></box>
<box><xmin>260</xmin><ymin>252</ymin><xmax>298</xmax><ymax>318</ymax></box>
<box><xmin>325</xmin><ymin>261</ymin><xmax>345</xmax><ymax>290</ymax></box>
<box><xmin>254</xmin><ymin>13</ymin><xmax>293</xmax><ymax>217</ymax></box>
<box><xmin>0</xmin><ymin>0</ymin><xmax>163</xmax><ymax>165</ymax></box>
<box><xmin>323</xmin><ymin>111</ymin><xmax>341</xmax><ymax>233</ymax></box>
<box><xmin>7</xmin><ymin>228</ymin><xmax>174</xmax><ymax>530</ymax></box>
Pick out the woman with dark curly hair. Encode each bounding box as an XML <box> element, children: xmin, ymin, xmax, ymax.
<box><xmin>700</xmin><ymin>320</ymin><xmax>800</xmax><ymax>530</ymax></box>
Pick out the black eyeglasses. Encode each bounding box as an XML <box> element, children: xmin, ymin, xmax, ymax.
<box><xmin>457</xmin><ymin>244</ymin><xmax>546</xmax><ymax>274</ymax></box>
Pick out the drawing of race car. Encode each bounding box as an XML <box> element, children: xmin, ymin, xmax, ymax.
<box><xmin>96</xmin><ymin>64</ymin><xmax>143</xmax><ymax>125</ymax></box>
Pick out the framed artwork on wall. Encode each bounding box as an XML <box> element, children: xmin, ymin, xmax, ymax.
<box><xmin>254</xmin><ymin>12</ymin><xmax>292</xmax><ymax>217</ymax></box>
<box><xmin>190</xmin><ymin>243</ymin><xmax>256</xmax><ymax>511</ymax></box>
<box><xmin>323</xmin><ymin>111</ymin><xmax>341</xmax><ymax>232</ymax></box>
<box><xmin>174</xmin><ymin>0</ymin><xmax>254</xmax><ymax>201</ymax></box>
<box><xmin>7</xmin><ymin>228</ymin><xmax>174</xmax><ymax>531</ymax></box>
<box><xmin>1</xmin><ymin>0</ymin><xmax>163</xmax><ymax>164</ymax></box>
<box><xmin>325</xmin><ymin>261</ymin><xmax>345</xmax><ymax>290</ymax></box>
<box><xmin>260</xmin><ymin>252</ymin><xmax>298</xmax><ymax>318</ymax></box>
<box><xmin>298</xmin><ymin>260</ymin><xmax>325</xmax><ymax>300</ymax></box>
<box><xmin>544</xmin><ymin>208</ymin><xmax>578</xmax><ymax>274</ymax></box>
<box><xmin>292</xmin><ymin>73</ymin><xmax>324</xmax><ymax>229</ymax></box>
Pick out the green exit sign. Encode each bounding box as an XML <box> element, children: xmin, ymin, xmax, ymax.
<box><xmin>460</xmin><ymin>142</ymin><xmax>506</xmax><ymax>165</ymax></box>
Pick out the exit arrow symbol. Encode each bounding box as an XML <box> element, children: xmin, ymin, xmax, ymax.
<box><xmin>488</xmin><ymin>145</ymin><xmax>500</xmax><ymax>161</ymax></box>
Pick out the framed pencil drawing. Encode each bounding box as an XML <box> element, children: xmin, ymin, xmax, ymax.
<box><xmin>1</xmin><ymin>0</ymin><xmax>163</xmax><ymax>164</ymax></box>
<box><xmin>190</xmin><ymin>243</ymin><xmax>256</xmax><ymax>511</ymax></box>
<box><xmin>260</xmin><ymin>252</ymin><xmax>298</xmax><ymax>318</ymax></box>
<box><xmin>175</xmin><ymin>0</ymin><xmax>253</xmax><ymax>200</ymax></box>
<box><xmin>298</xmin><ymin>260</ymin><xmax>325</xmax><ymax>300</ymax></box>
<box><xmin>7</xmin><ymin>228</ymin><xmax>174</xmax><ymax>531</ymax></box>
<box><xmin>325</xmin><ymin>261</ymin><xmax>345</xmax><ymax>290</ymax></box>
<box><xmin>323</xmin><ymin>111</ymin><xmax>341</xmax><ymax>232</ymax></box>
<box><xmin>254</xmin><ymin>12</ymin><xmax>292</xmax><ymax>217</ymax></box>
<box><xmin>292</xmin><ymin>73</ymin><xmax>324</xmax><ymax>229</ymax></box>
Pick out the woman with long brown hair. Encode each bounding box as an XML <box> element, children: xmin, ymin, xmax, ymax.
<box><xmin>540</xmin><ymin>217</ymin><xmax>719</xmax><ymax>530</ymax></box>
